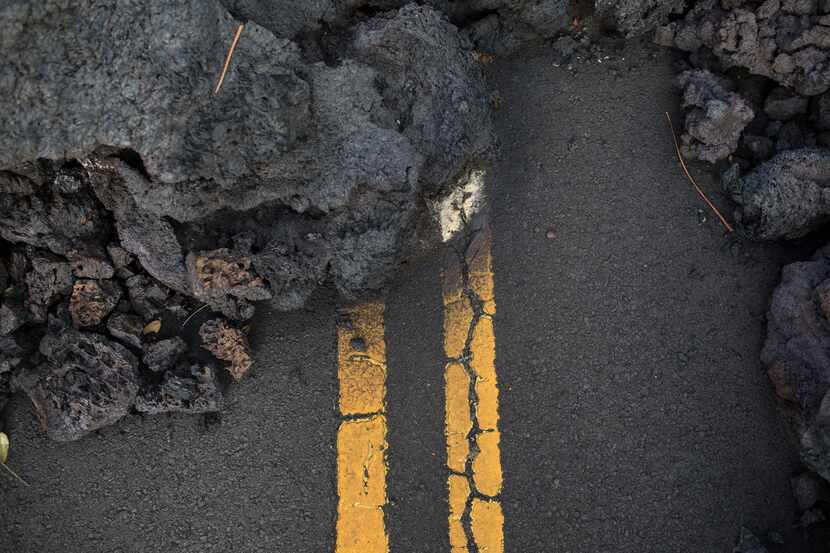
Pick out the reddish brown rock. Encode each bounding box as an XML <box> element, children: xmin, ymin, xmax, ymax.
<box><xmin>187</xmin><ymin>249</ymin><xmax>271</xmax><ymax>320</ymax></box>
<box><xmin>199</xmin><ymin>319</ymin><xmax>252</xmax><ymax>381</ymax></box>
<box><xmin>69</xmin><ymin>279</ymin><xmax>122</xmax><ymax>327</ymax></box>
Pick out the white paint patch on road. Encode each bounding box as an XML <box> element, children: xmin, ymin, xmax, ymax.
<box><xmin>435</xmin><ymin>170</ymin><xmax>487</xmax><ymax>242</ymax></box>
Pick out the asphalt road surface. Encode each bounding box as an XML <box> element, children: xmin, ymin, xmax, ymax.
<box><xmin>0</xmin><ymin>40</ymin><xmax>808</xmax><ymax>553</ymax></box>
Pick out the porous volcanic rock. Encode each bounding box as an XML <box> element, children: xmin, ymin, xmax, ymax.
<box><xmin>28</xmin><ymin>329</ymin><xmax>140</xmax><ymax>441</ymax></box>
<box><xmin>1</xmin><ymin>0</ymin><xmax>492</xmax><ymax>311</ymax></box>
<box><xmin>134</xmin><ymin>363</ymin><xmax>223</xmax><ymax>415</ymax></box>
<box><xmin>595</xmin><ymin>0</ymin><xmax>686</xmax><ymax>37</ymax></box>
<box><xmin>220</xmin><ymin>0</ymin><xmax>570</xmax><ymax>54</ymax></box>
<box><xmin>0</xmin><ymin>162</ymin><xmax>110</xmax><ymax>257</ymax></box>
<box><xmin>107</xmin><ymin>313</ymin><xmax>145</xmax><ymax>350</ymax></box>
<box><xmin>763</xmin><ymin>245</ymin><xmax>830</xmax><ymax>480</ymax></box>
<box><xmin>723</xmin><ymin>148</ymin><xmax>830</xmax><ymax>239</ymax></box>
<box><xmin>658</xmin><ymin>0</ymin><xmax>830</xmax><ymax>96</ymax></box>
<box><xmin>200</xmin><ymin>319</ymin><xmax>252</xmax><ymax>381</ymax></box>
<box><xmin>143</xmin><ymin>338</ymin><xmax>188</xmax><ymax>373</ymax></box>
<box><xmin>677</xmin><ymin>69</ymin><xmax>755</xmax><ymax>162</ymax></box>
<box><xmin>0</xmin><ymin>0</ymin><xmax>499</xmax><ymax>439</ymax></box>
<box><xmin>69</xmin><ymin>279</ymin><xmax>122</xmax><ymax>328</ymax></box>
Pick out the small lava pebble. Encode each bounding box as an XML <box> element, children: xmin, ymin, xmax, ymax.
<box><xmin>546</xmin><ymin>229</ymin><xmax>557</xmax><ymax>240</ymax></box>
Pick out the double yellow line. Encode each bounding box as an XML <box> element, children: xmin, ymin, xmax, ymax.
<box><xmin>335</xmin><ymin>228</ymin><xmax>503</xmax><ymax>553</ymax></box>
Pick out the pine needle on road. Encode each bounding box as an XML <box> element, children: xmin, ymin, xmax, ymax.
<box><xmin>665</xmin><ymin>112</ymin><xmax>734</xmax><ymax>234</ymax></box>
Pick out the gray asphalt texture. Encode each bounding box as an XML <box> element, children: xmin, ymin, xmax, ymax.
<box><xmin>0</xmin><ymin>40</ymin><xmax>807</xmax><ymax>552</ymax></box>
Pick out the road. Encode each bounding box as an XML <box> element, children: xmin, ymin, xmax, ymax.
<box><xmin>0</xmin><ymin>40</ymin><xmax>804</xmax><ymax>552</ymax></box>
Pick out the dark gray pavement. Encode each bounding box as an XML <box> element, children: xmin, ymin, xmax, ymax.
<box><xmin>489</xmin><ymin>41</ymin><xmax>800</xmax><ymax>552</ymax></box>
<box><xmin>0</xmin><ymin>39</ymin><xmax>805</xmax><ymax>552</ymax></box>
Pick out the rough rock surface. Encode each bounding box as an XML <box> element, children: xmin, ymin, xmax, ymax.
<box><xmin>760</xmin><ymin>244</ymin><xmax>830</xmax><ymax>489</ymax></box>
<box><xmin>0</xmin><ymin>334</ymin><xmax>35</xmax><ymax>414</ymax></box>
<box><xmin>791</xmin><ymin>471</ymin><xmax>829</xmax><ymax>511</ymax></box>
<box><xmin>765</xmin><ymin>86</ymin><xmax>810</xmax><ymax>120</ymax></box>
<box><xmin>143</xmin><ymin>338</ymin><xmax>188</xmax><ymax>373</ymax></box>
<box><xmin>0</xmin><ymin>0</ymin><xmax>496</xmax><ymax>439</ymax></box>
<box><xmin>69</xmin><ymin>279</ymin><xmax>122</xmax><ymax>328</ymax></box>
<box><xmin>677</xmin><ymin>69</ymin><xmax>755</xmax><ymax>162</ymax></box>
<box><xmin>25</xmin><ymin>253</ymin><xmax>75</xmax><ymax>321</ymax></box>
<box><xmin>106</xmin><ymin>313</ymin><xmax>145</xmax><ymax>350</ymax></box>
<box><xmin>595</xmin><ymin>0</ymin><xmax>686</xmax><ymax>37</ymax></box>
<box><xmin>199</xmin><ymin>319</ymin><xmax>252</xmax><ymax>381</ymax></box>
<box><xmin>134</xmin><ymin>363</ymin><xmax>223</xmax><ymax>415</ymax></box>
<box><xmin>29</xmin><ymin>329</ymin><xmax>139</xmax><ymax>441</ymax></box>
<box><xmin>658</xmin><ymin>0</ymin><xmax>830</xmax><ymax>96</ymax></box>
<box><xmin>723</xmin><ymin>148</ymin><xmax>830</xmax><ymax>239</ymax></box>
<box><xmin>0</xmin><ymin>162</ymin><xmax>110</xmax><ymax>257</ymax></box>
<box><xmin>219</xmin><ymin>0</ymin><xmax>570</xmax><ymax>54</ymax></box>
<box><xmin>1</xmin><ymin>0</ymin><xmax>492</xmax><ymax>311</ymax></box>
<box><xmin>455</xmin><ymin>1</ymin><xmax>569</xmax><ymax>54</ymax></box>
<box><xmin>186</xmin><ymin>249</ymin><xmax>271</xmax><ymax>320</ymax></box>
<box><xmin>813</xmin><ymin>91</ymin><xmax>830</xmax><ymax>129</ymax></box>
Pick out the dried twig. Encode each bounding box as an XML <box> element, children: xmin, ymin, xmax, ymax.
<box><xmin>214</xmin><ymin>24</ymin><xmax>244</xmax><ymax>95</ymax></box>
<box><xmin>1</xmin><ymin>462</ymin><xmax>29</xmax><ymax>487</ymax></box>
<box><xmin>665</xmin><ymin>112</ymin><xmax>734</xmax><ymax>233</ymax></box>
<box><xmin>181</xmin><ymin>304</ymin><xmax>210</xmax><ymax>330</ymax></box>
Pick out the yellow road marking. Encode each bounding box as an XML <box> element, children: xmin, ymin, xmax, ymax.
<box><xmin>445</xmin><ymin>361</ymin><xmax>472</xmax><ymax>474</ymax></box>
<box><xmin>471</xmin><ymin>499</ymin><xmax>504</xmax><ymax>552</ymax></box>
<box><xmin>336</xmin><ymin>301</ymin><xmax>388</xmax><ymax>553</ymax></box>
<box><xmin>442</xmin><ymin>226</ymin><xmax>504</xmax><ymax>553</ymax></box>
<box><xmin>471</xmin><ymin>316</ymin><xmax>499</xmax><ymax>432</ymax></box>
<box><xmin>449</xmin><ymin>474</ymin><xmax>470</xmax><ymax>552</ymax></box>
<box><xmin>472</xmin><ymin>431</ymin><xmax>502</xmax><ymax>497</ymax></box>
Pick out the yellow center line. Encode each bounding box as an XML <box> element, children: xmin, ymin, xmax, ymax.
<box><xmin>336</xmin><ymin>301</ymin><xmax>389</xmax><ymax>553</ymax></box>
<box><xmin>443</xmin><ymin>226</ymin><xmax>504</xmax><ymax>553</ymax></box>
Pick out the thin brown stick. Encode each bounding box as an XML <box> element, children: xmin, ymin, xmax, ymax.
<box><xmin>665</xmin><ymin>112</ymin><xmax>734</xmax><ymax>233</ymax></box>
<box><xmin>214</xmin><ymin>24</ymin><xmax>244</xmax><ymax>95</ymax></box>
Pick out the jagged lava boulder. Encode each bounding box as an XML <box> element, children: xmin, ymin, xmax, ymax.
<box><xmin>723</xmin><ymin>148</ymin><xmax>830</xmax><ymax>240</ymax></box>
<box><xmin>658</xmin><ymin>0</ymin><xmax>830</xmax><ymax>96</ymax></box>
<box><xmin>1</xmin><ymin>0</ymin><xmax>493</xmax><ymax>311</ymax></box>
<box><xmin>0</xmin><ymin>0</ymin><xmax>493</xmax><ymax>440</ymax></box>
<box><xmin>763</xmin><ymin>244</ymin><xmax>830</xmax><ymax>481</ymax></box>
<box><xmin>676</xmin><ymin>69</ymin><xmax>755</xmax><ymax>162</ymax></box>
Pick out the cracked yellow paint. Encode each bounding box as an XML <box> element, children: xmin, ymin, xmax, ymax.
<box><xmin>471</xmin><ymin>499</ymin><xmax>504</xmax><ymax>553</ymax></box>
<box><xmin>472</xmin><ymin>431</ymin><xmax>502</xmax><ymax>497</ymax></box>
<box><xmin>442</xmin><ymin>228</ymin><xmax>504</xmax><ymax>553</ymax></box>
<box><xmin>445</xmin><ymin>361</ymin><xmax>472</xmax><ymax>473</ymax></box>
<box><xmin>466</xmin><ymin>227</ymin><xmax>497</xmax><ymax>316</ymax></box>
<box><xmin>338</xmin><ymin>302</ymin><xmax>386</xmax><ymax>416</ymax></box>
<box><xmin>337</xmin><ymin>416</ymin><xmax>387</xmax><ymax>508</ymax></box>
<box><xmin>336</xmin><ymin>302</ymin><xmax>388</xmax><ymax>553</ymax></box>
<box><xmin>448</xmin><ymin>474</ymin><xmax>470</xmax><ymax>550</ymax></box>
<box><xmin>443</xmin><ymin>297</ymin><xmax>473</xmax><ymax>359</ymax></box>
<box><xmin>471</xmin><ymin>316</ymin><xmax>499</xmax><ymax>432</ymax></box>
